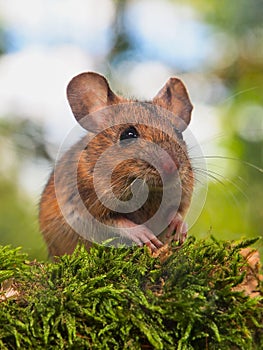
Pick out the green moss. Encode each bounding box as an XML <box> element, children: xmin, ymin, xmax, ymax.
<box><xmin>0</xmin><ymin>237</ymin><xmax>262</xmax><ymax>349</ymax></box>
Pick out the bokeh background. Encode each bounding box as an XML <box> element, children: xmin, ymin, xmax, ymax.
<box><xmin>0</xmin><ymin>0</ymin><xmax>262</xmax><ymax>260</ymax></box>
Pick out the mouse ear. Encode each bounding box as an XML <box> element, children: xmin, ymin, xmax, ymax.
<box><xmin>67</xmin><ymin>72</ymin><xmax>123</xmax><ymax>132</ymax></box>
<box><xmin>153</xmin><ymin>77</ymin><xmax>193</xmax><ymax>131</ymax></box>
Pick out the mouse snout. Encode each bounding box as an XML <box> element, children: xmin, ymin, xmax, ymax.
<box><xmin>158</xmin><ymin>153</ymin><xmax>179</xmax><ymax>179</ymax></box>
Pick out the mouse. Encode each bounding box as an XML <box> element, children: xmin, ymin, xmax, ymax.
<box><xmin>39</xmin><ymin>72</ymin><xmax>194</xmax><ymax>257</ymax></box>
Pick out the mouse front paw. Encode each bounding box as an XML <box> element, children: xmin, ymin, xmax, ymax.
<box><xmin>131</xmin><ymin>225</ymin><xmax>164</xmax><ymax>252</ymax></box>
<box><xmin>163</xmin><ymin>212</ymin><xmax>188</xmax><ymax>245</ymax></box>
<box><xmin>115</xmin><ymin>218</ymin><xmax>163</xmax><ymax>252</ymax></box>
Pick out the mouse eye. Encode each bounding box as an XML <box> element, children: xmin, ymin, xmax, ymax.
<box><xmin>174</xmin><ymin>127</ymin><xmax>183</xmax><ymax>141</ymax></box>
<box><xmin>119</xmin><ymin>126</ymin><xmax>139</xmax><ymax>143</ymax></box>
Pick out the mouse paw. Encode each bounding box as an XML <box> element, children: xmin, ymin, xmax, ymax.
<box><xmin>132</xmin><ymin>225</ymin><xmax>164</xmax><ymax>252</ymax></box>
<box><xmin>164</xmin><ymin>212</ymin><xmax>188</xmax><ymax>245</ymax></box>
<box><xmin>115</xmin><ymin>218</ymin><xmax>163</xmax><ymax>252</ymax></box>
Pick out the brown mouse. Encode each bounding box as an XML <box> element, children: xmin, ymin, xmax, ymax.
<box><xmin>39</xmin><ymin>72</ymin><xmax>194</xmax><ymax>257</ymax></box>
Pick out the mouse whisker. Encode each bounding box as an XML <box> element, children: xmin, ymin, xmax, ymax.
<box><xmin>190</xmin><ymin>155</ymin><xmax>263</xmax><ymax>174</ymax></box>
<box><xmin>193</xmin><ymin>167</ymin><xmax>248</xmax><ymax>208</ymax></box>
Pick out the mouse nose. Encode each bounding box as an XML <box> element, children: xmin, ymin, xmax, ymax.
<box><xmin>159</xmin><ymin>155</ymin><xmax>179</xmax><ymax>179</ymax></box>
<box><xmin>162</xmin><ymin>160</ymin><xmax>177</xmax><ymax>175</ymax></box>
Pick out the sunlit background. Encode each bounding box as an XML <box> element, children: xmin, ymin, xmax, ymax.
<box><xmin>0</xmin><ymin>0</ymin><xmax>262</xmax><ymax>259</ymax></box>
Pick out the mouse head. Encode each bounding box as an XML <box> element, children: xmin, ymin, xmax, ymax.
<box><xmin>66</xmin><ymin>72</ymin><xmax>193</xmax><ymax>133</ymax></box>
<box><xmin>66</xmin><ymin>72</ymin><xmax>194</xmax><ymax>213</ymax></box>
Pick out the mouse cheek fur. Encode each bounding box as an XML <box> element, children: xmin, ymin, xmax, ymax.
<box><xmin>159</xmin><ymin>161</ymin><xmax>194</xmax><ymax>245</ymax></box>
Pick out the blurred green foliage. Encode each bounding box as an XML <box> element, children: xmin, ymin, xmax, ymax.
<box><xmin>186</xmin><ymin>0</ymin><xmax>263</xmax><ymax>246</ymax></box>
<box><xmin>0</xmin><ymin>118</ymin><xmax>48</xmax><ymax>259</ymax></box>
<box><xmin>0</xmin><ymin>179</ymin><xmax>46</xmax><ymax>260</ymax></box>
